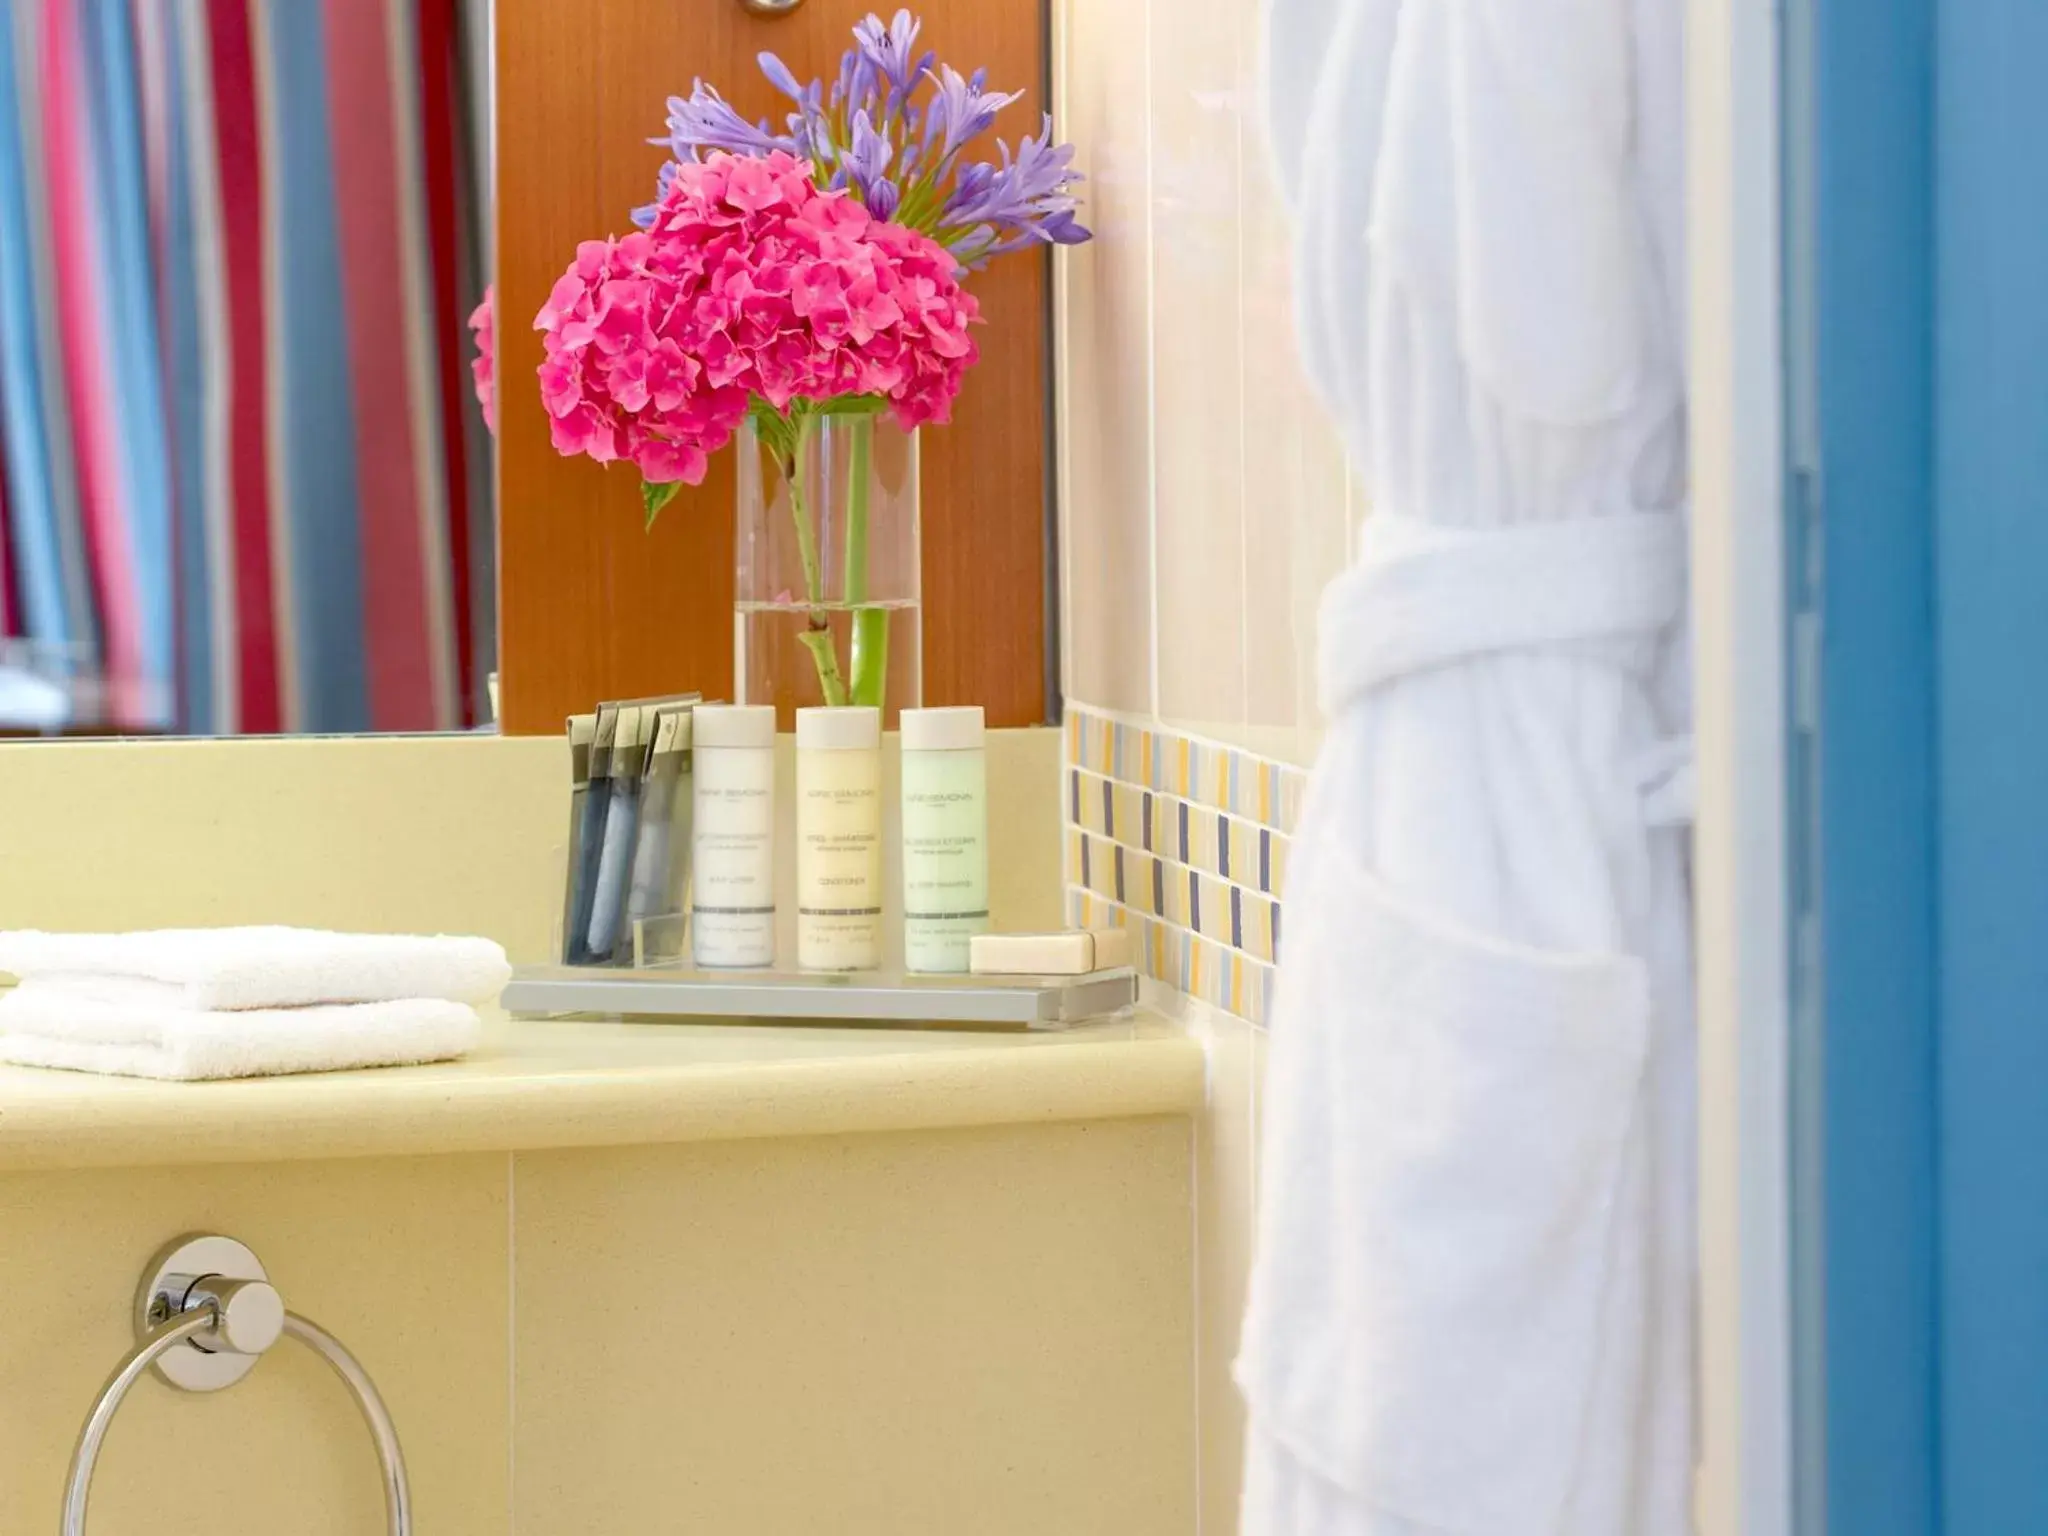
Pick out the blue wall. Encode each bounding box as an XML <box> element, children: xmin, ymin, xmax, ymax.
<box><xmin>1792</xmin><ymin>0</ymin><xmax>1940</xmax><ymax>1529</ymax></box>
<box><xmin>1934</xmin><ymin>2</ymin><xmax>2048</xmax><ymax>1528</ymax></box>
<box><xmin>1800</xmin><ymin>0</ymin><xmax>2048</xmax><ymax>1525</ymax></box>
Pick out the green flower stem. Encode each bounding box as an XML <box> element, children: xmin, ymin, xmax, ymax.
<box><xmin>843</xmin><ymin>416</ymin><xmax>870</xmax><ymax>609</ymax></box>
<box><xmin>799</xmin><ymin>626</ymin><xmax>850</xmax><ymax>708</ymax></box>
<box><xmin>783</xmin><ymin>414</ymin><xmax>849</xmax><ymax>707</ymax></box>
<box><xmin>850</xmin><ymin>606</ymin><xmax>890</xmax><ymax>710</ymax></box>
<box><xmin>843</xmin><ymin>416</ymin><xmax>890</xmax><ymax>711</ymax></box>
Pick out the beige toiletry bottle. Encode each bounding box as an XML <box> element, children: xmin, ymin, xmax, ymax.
<box><xmin>795</xmin><ymin>706</ymin><xmax>883</xmax><ymax>971</ymax></box>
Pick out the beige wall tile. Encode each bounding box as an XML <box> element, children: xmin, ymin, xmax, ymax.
<box><xmin>0</xmin><ymin>728</ymin><xmax>1062</xmax><ymax>968</ymax></box>
<box><xmin>0</xmin><ymin>1155</ymin><xmax>509</xmax><ymax>1536</ymax></box>
<box><xmin>1057</xmin><ymin>0</ymin><xmax>1358</xmax><ymax>769</ymax></box>
<box><xmin>512</xmin><ymin>1119</ymin><xmax>1196</xmax><ymax>1536</ymax></box>
<box><xmin>1239</xmin><ymin>158</ymin><xmax>1306</xmax><ymax>741</ymax></box>
<box><xmin>1151</xmin><ymin>0</ymin><xmax>1247</xmax><ymax>735</ymax></box>
<box><xmin>1197</xmin><ymin>1011</ymin><xmax>1260</xmax><ymax>1535</ymax></box>
<box><xmin>1057</xmin><ymin>0</ymin><xmax>1155</xmax><ymax>716</ymax></box>
<box><xmin>0</xmin><ymin>736</ymin><xmax>566</xmax><ymax>961</ymax></box>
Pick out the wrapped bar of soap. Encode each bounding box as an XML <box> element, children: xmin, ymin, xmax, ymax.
<box><xmin>968</xmin><ymin>928</ymin><xmax>1137</xmax><ymax>976</ymax></box>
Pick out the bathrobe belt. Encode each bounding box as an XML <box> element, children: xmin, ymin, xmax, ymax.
<box><xmin>1318</xmin><ymin>509</ymin><xmax>1694</xmax><ymax>825</ymax></box>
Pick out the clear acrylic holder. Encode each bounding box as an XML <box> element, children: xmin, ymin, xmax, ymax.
<box><xmin>632</xmin><ymin>911</ymin><xmax>693</xmax><ymax>968</ymax></box>
<box><xmin>513</xmin><ymin>912</ymin><xmax>1138</xmax><ymax>1031</ymax></box>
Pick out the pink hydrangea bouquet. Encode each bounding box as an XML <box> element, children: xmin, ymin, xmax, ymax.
<box><xmin>535</xmin><ymin>148</ymin><xmax>983</xmax><ymax>509</ymax></box>
<box><xmin>475</xmin><ymin>10</ymin><xmax>1088</xmax><ymax>492</ymax></box>
<box><xmin>473</xmin><ymin>10</ymin><xmax>1087</xmax><ymax>706</ymax></box>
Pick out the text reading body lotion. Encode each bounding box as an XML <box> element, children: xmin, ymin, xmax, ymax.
<box><xmin>691</xmin><ymin>705</ymin><xmax>777</xmax><ymax>968</ymax></box>
<box><xmin>900</xmin><ymin>706</ymin><xmax>989</xmax><ymax>972</ymax></box>
<box><xmin>796</xmin><ymin>706</ymin><xmax>883</xmax><ymax>971</ymax></box>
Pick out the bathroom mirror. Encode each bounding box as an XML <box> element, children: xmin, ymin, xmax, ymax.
<box><xmin>0</xmin><ymin>0</ymin><xmax>498</xmax><ymax>737</ymax></box>
<box><xmin>2</xmin><ymin>0</ymin><xmax>1058</xmax><ymax>740</ymax></box>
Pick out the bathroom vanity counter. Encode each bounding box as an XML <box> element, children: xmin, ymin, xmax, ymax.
<box><xmin>0</xmin><ymin>1010</ymin><xmax>1205</xmax><ymax>1172</ymax></box>
<box><xmin>0</xmin><ymin>1011</ymin><xmax>1201</xmax><ymax>1536</ymax></box>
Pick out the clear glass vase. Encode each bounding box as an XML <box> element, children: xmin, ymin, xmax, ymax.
<box><xmin>734</xmin><ymin>405</ymin><xmax>922</xmax><ymax>727</ymax></box>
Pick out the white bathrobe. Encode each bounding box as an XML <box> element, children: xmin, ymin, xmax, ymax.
<box><xmin>1237</xmin><ymin>0</ymin><xmax>1695</xmax><ymax>1533</ymax></box>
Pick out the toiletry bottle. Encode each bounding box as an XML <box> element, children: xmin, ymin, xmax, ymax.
<box><xmin>691</xmin><ymin>705</ymin><xmax>778</xmax><ymax>968</ymax></box>
<box><xmin>796</xmin><ymin>706</ymin><xmax>883</xmax><ymax>971</ymax></box>
<box><xmin>900</xmin><ymin>706</ymin><xmax>990</xmax><ymax>973</ymax></box>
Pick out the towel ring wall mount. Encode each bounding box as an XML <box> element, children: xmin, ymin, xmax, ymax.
<box><xmin>132</xmin><ymin>1233</ymin><xmax>281</xmax><ymax>1390</ymax></box>
<box><xmin>63</xmin><ymin>1233</ymin><xmax>411</xmax><ymax>1536</ymax></box>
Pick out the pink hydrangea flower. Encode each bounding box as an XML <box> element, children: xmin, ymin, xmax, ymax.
<box><xmin>467</xmin><ymin>286</ymin><xmax>496</xmax><ymax>434</ymax></box>
<box><xmin>534</xmin><ymin>150</ymin><xmax>981</xmax><ymax>485</ymax></box>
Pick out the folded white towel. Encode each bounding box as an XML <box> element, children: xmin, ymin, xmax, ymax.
<box><xmin>0</xmin><ymin>927</ymin><xmax>510</xmax><ymax>1012</ymax></box>
<box><xmin>0</xmin><ymin>974</ymin><xmax>482</xmax><ymax>1081</ymax></box>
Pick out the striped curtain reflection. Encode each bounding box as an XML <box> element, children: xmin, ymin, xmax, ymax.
<box><xmin>0</xmin><ymin>0</ymin><xmax>494</xmax><ymax>733</ymax></box>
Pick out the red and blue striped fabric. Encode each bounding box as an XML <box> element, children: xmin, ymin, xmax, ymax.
<box><xmin>2</xmin><ymin>1</ymin><xmax>97</xmax><ymax>669</ymax></box>
<box><xmin>41</xmin><ymin>0</ymin><xmax>148</xmax><ymax>723</ymax></box>
<box><xmin>0</xmin><ymin>403</ymin><xmax>15</xmax><ymax>638</ymax></box>
<box><xmin>0</xmin><ymin>0</ymin><xmax>493</xmax><ymax>733</ymax></box>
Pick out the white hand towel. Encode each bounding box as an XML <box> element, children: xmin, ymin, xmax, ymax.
<box><xmin>0</xmin><ymin>927</ymin><xmax>511</xmax><ymax>1011</ymax></box>
<box><xmin>0</xmin><ymin>975</ymin><xmax>482</xmax><ymax>1081</ymax></box>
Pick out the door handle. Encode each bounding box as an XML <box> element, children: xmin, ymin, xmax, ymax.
<box><xmin>738</xmin><ymin>0</ymin><xmax>804</xmax><ymax>14</ymax></box>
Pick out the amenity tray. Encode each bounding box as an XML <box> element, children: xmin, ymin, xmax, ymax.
<box><xmin>500</xmin><ymin>965</ymin><xmax>1141</xmax><ymax>1030</ymax></box>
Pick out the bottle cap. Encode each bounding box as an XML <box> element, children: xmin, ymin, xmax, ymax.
<box><xmin>694</xmin><ymin>704</ymin><xmax>776</xmax><ymax>748</ymax></box>
<box><xmin>796</xmin><ymin>705</ymin><xmax>881</xmax><ymax>751</ymax></box>
<box><xmin>901</xmin><ymin>705</ymin><xmax>985</xmax><ymax>752</ymax></box>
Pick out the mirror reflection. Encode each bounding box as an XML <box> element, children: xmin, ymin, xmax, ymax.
<box><xmin>0</xmin><ymin>0</ymin><xmax>497</xmax><ymax>736</ymax></box>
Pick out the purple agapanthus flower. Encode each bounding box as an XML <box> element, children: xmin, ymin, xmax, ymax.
<box><xmin>639</xmin><ymin>80</ymin><xmax>798</xmax><ymax>225</ymax></box>
<box><xmin>757</xmin><ymin>51</ymin><xmax>805</xmax><ymax>102</ymax></box>
<box><xmin>758</xmin><ymin>51</ymin><xmax>832</xmax><ymax>162</ymax></box>
<box><xmin>639</xmin><ymin>10</ymin><xmax>1090</xmax><ymax>267</ymax></box>
<box><xmin>851</xmin><ymin>9</ymin><xmax>933</xmax><ymax>96</ymax></box>
<box><xmin>658</xmin><ymin>81</ymin><xmax>796</xmax><ymax>159</ymax></box>
<box><xmin>844</xmin><ymin>110</ymin><xmax>895</xmax><ymax>203</ymax></box>
<box><xmin>937</xmin><ymin>115</ymin><xmax>1089</xmax><ymax>262</ymax></box>
<box><xmin>921</xmin><ymin>65</ymin><xmax>1024</xmax><ymax>170</ymax></box>
<box><xmin>830</xmin><ymin>48</ymin><xmax>878</xmax><ymax>120</ymax></box>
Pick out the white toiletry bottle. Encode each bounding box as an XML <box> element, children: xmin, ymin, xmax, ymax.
<box><xmin>900</xmin><ymin>706</ymin><xmax>990</xmax><ymax>973</ymax></box>
<box><xmin>691</xmin><ymin>704</ymin><xmax>778</xmax><ymax>969</ymax></box>
<box><xmin>795</xmin><ymin>706</ymin><xmax>883</xmax><ymax>971</ymax></box>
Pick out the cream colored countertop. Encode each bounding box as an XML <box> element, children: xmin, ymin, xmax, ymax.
<box><xmin>0</xmin><ymin>1012</ymin><xmax>1205</xmax><ymax>1172</ymax></box>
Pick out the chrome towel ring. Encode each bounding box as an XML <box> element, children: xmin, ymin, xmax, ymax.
<box><xmin>62</xmin><ymin>1234</ymin><xmax>410</xmax><ymax>1536</ymax></box>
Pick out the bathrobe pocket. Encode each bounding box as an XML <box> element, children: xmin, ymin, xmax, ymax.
<box><xmin>1240</xmin><ymin>838</ymin><xmax>1649</xmax><ymax>1533</ymax></box>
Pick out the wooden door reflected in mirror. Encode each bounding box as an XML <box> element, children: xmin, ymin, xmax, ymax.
<box><xmin>495</xmin><ymin>0</ymin><xmax>1050</xmax><ymax>734</ymax></box>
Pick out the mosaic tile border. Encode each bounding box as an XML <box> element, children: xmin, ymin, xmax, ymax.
<box><xmin>1065</xmin><ymin>708</ymin><xmax>1309</xmax><ymax>833</ymax></box>
<box><xmin>1068</xmin><ymin>828</ymin><xmax>1280</xmax><ymax>963</ymax></box>
<box><xmin>1063</xmin><ymin>707</ymin><xmax>1303</xmax><ymax>1025</ymax></box>
<box><xmin>1068</xmin><ymin>889</ymin><xmax>1280</xmax><ymax>1027</ymax></box>
<box><xmin>1068</xmin><ymin>767</ymin><xmax>1292</xmax><ymax>898</ymax></box>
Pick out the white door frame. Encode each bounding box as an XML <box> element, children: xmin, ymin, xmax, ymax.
<box><xmin>1688</xmin><ymin>0</ymin><xmax>1795</xmax><ymax>1531</ymax></box>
